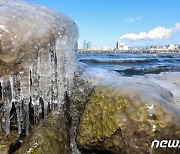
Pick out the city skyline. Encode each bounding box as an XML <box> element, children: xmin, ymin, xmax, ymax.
<box><xmin>79</xmin><ymin>39</ymin><xmax>180</xmax><ymax>51</ymax></box>
<box><xmin>79</xmin><ymin>39</ymin><xmax>180</xmax><ymax>50</ymax></box>
<box><xmin>26</xmin><ymin>0</ymin><xmax>180</xmax><ymax>47</ymax></box>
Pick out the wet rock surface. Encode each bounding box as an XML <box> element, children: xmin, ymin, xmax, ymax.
<box><xmin>14</xmin><ymin>109</ymin><xmax>71</xmax><ymax>154</ymax></box>
<box><xmin>0</xmin><ymin>0</ymin><xmax>79</xmax><ymax>153</ymax></box>
<box><xmin>77</xmin><ymin>78</ymin><xmax>180</xmax><ymax>154</ymax></box>
<box><xmin>0</xmin><ymin>131</ymin><xmax>19</xmax><ymax>154</ymax></box>
<box><xmin>0</xmin><ymin>0</ymin><xmax>78</xmax><ymax>135</ymax></box>
<box><xmin>69</xmin><ymin>78</ymin><xmax>94</xmax><ymax>154</ymax></box>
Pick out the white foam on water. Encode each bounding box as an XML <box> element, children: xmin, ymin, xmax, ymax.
<box><xmin>82</xmin><ymin>68</ymin><xmax>180</xmax><ymax>118</ymax></box>
<box><xmin>81</xmin><ymin>67</ymin><xmax>120</xmax><ymax>85</ymax></box>
<box><xmin>145</xmin><ymin>72</ymin><xmax>180</xmax><ymax>107</ymax></box>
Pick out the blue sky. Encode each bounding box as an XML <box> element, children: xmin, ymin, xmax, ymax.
<box><xmin>26</xmin><ymin>0</ymin><xmax>180</xmax><ymax>48</ymax></box>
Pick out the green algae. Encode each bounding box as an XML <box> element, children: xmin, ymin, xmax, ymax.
<box><xmin>77</xmin><ymin>86</ymin><xmax>180</xmax><ymax>153</ymax></box>
<box><xmin>15</xmin><ymin>110</ymin><xmax>71</xmax><ymax>154</ymax></box>
<box><xmin>0</xmin><ymin>131</ymin><xmax>19</xmax><ymax>154</ymax></box>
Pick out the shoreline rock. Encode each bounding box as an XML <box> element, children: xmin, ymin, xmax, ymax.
<box><xmin>0</xmin><ymin>0</ymin><xmax>78</xmax><ymax>136</ymax></box>
<box><xmin>77</xmin><ymin>79</ymin><xmax>180</xmax><ymax>153</ymax></box>
<box><xmin>14</xmin><ymin>109</ymin><xmax>71</xmax><ymax>154</ymax></box>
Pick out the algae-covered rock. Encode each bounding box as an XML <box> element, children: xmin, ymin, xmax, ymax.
<box><xmin>15</xmin><ymin>110</ymin><xmax>71</xmax><ymax>154</ymax></box>
<box><xmin>69</xmin><ymin>77</ymin><xmax>94</xmax><ymax>154</ymax></box>
<box><xmin>0</xmin><ymin>131</ymin><xmax>19</xmax><ymax>154</ymax></box>
<box><xmin>77</xmin><ymin>78</ymin><xmax>180</xmax><ymax>153</ymax></box>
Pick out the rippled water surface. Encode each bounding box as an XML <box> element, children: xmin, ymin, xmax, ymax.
<box><xmin>78</xmin><ymin>53</ymin><xmax>180</xmax><ymax>76</ymax></box>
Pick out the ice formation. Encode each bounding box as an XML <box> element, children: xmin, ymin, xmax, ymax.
<box><xmin>145</xmin><ymin>72</ymin><xmax>180</xmax><ymax>107</ymax></box>
<box><xmin>0</xmin><ymin>0</ymin><xmax>79</xmax><ymax>135</ymax></box>
<box><xmin>81</xmin><ymin>67</ymin><xmax>120</xmax><ymax>85</ymax></box>
<box><xmin>82</xmin><ymin>68</ymin><xmax>180</xmax><ymax>117</ymax></box>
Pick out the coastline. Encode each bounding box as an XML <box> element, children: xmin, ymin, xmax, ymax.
<box><xmin>78</xmin><ymin>49</ymin><xmax>180</xmax><ymax>54</ymax></box>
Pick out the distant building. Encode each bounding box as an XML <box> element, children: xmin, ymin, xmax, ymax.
<box><xmin>175</xmin><ymin>44</ymin><xmax>179</xmax><ymax>49</ymax></box>
<box><xmin>83</xmin><ymin>40</ymin><xmax>87</xmax><ymax>49</ymax></box>
<box><xmin>150</xmin><ymin>45</ymin><xmax>163</xmax><ymax>50</ymax></box>
<box><xmin>116</xmin><ymin>41</ymin><xmax>128</xmax><ymax>50</ymax></box>
<box><xmin>83</xmin><ymin>40</ymin><xmax>91</xmax><ymax>49</ymax></box>
<box><xmin>162</xmin><ymin>46</ymin><xmax>168</xmax><ymax>50</ymax></box>
<box><xmin>168</xmin><ymin>44</ymin><xmax>175</xmax><ymax>50</ymax></box>
<box><xmin>87</xmin><ymin>41</ymin><xmax>91</xmax><ymax>49</ymax></box>
<box><xmin>167</xmin><ymin>44</ymin><xmax>180</xmax><ymax>50</ymax></box>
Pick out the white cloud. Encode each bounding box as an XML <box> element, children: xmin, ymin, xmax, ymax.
<box><xmin>175</xmin><ymin>23</ymin><xmax>180</xmax><ymax>30</ymax></box>
<box><xmin>119</xmin><ymin>23</ymin><xmax>180</xmax><ymax>41</ymax></box>
<box><xmin>125</xmin><ymin>16</ymin><xmax>142</xmax><ymax>24</ymax></box>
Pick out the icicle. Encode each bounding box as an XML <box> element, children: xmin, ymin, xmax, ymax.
<box><xmin>65</xmin><ymin>37</ymin><xmax>78</xmax><ymax>97</ymax></box>
<box><xmin>30</xmin><ymin>58</ymin><xmax>40</xmax><ymax>124</ymax></box>
<box><xmin>1</xmin><ymin>78</ymin><xmax>12</xmax><ymax>134</ymax></box>
<box><xmin>39</xmin><ymin>47</ymin><xmax>52</xmax><ymax>116</ymax></box>
<box><xmin>65</xmin><ymin>46</ymin><xmax>77</xmax><ymax>96</ymax></box>
<box><xmin>23</xmin><ymin>100</ymin><xmax>29</xmax><ymax>135</ymax></box>
<box><xmin>11</xmin><ymin>73</ymin><xmax>23</xmax><ymax>134</ymax></box>
<box><xmin>55</xmin><ymin>38</ymin><xmax>67</xmax><ymax>106</ymax></box>
<box><xmin>49</xmin><ymin>45</ymin><xmax>58</xmax><ymax>110</ymax></box>
<box><xmin>20</xmin><ymin>71</ymin><xmax>31</xmax><ymax>135</ymax></box>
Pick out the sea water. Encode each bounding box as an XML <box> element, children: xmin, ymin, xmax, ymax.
<box><xmin>79</xmin><ymin>53</ymin><xmax>180</xmax><ymax>76</ymax></box>
<box><xmin>79</xmin><ymin>52</ymin><xmax>180</xmax><ymax>108</ymax></box>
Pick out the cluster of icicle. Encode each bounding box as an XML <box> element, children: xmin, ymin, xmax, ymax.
<box><xmin>0</xmin><ymin>0</ymin><xmax>79</xmax><ymax>135</ymax></box>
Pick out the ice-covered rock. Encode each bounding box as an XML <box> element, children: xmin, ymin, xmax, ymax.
<box><xmin>145</xmin><ymin>72</ymin><xmax>180</xmax><ymax>107</ymax></box>
<box><xmin>82</xmin><ymin>68</ymin><xmax>180</xmax><ymax>109</ymax></box>
<box><xmin>77</xmin><ymin>68</ymin><xmax>180</xmax><ymax>153</ymax></box>
<box><xmin>0</xmin><ymin>0</ymin><xmax>79</xmax><ymax>135</ymax></box>
<box><xmin>81</xmin><ymin>67</ymin><xmax>120</xmax><ymax>86</ymax></box>
<box><xmin>77</xmin><ymin>77</ymin><xmax>180</xmax><ymax>153</ymax></box>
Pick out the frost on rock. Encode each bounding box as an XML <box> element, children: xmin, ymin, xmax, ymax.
<box><xmin>0</xmin><ymin>0</ymin><xmax>79</xmax><ymax>135</ymax></box>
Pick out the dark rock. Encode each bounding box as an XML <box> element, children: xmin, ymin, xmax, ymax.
<box><xmin>69</xmin><ymin>77</ymin><xmax>94</xmax><ymax>153</ymax></box>
<box><xmin>0</xmin><ymin>131</ymin><xmax>19</xmax><ymax>154</ymax></box>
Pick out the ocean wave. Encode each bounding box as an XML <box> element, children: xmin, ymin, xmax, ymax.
<box><xmin>80</xmin><ymin>58</ymin><xmax>159</xmax><ymax>64</ymax></box>
<box><xmin>115</xmin><ymin>66</ymin><xmax>173</xmax><ymax>76</ymax></box>
<box><xmin>78</xmin><ymin>53</ymin><xmax>180</xmax><ymax>76</ymax></box>
<box><xmin>81</xmin><ymin>67</ymin><xmax>180</xmax><ymax>107</ymax></box>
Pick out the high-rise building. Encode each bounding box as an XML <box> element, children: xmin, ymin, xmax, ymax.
<box><xmin>83</xmin><ymin>40</ymin><xmax>91</xmax><ymax>49</ymax></box>
<box><xmin>87</xmin><ymin>41</ymin><xmax>91</xmax><ymax>49</ymax></box>
<box><xmin>116</xmin><ymin>41</ymin><xmax>119</xmax><ymax>49</ymax></box>
<box><xmin>116</xmin><ymin>41</ymin><xmax>128</xmax><ymax>50</ymax></box>
<box><xmin>83</xmin><ymin>40</ymin><xmax>87</xmax><ymax>49</ymax></box>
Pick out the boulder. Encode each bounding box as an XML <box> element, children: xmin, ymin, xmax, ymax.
<box><xmin>0</xmin><ymin>1</ymin><xmax>79</xmax><ymax>153</ymax></box>
<box><xmin>77</xmin><ymin>78</ymin><xmax>180</xmax><ymax>153</ymax></box>
<box><xmin>69</xmin><ymin>78</ymin><xmax>95</xmax><ymax>153</ymax></box>
<box><xmin>14</xmin><ymin>110</ymin><xmax>71</xmax><ymax>154</ymax></box>
<box><xmin>0</xmin><ymin>0</ymin><xmax>78</xmax><ymax>136</ymax></box>
<box><xmin>0</xmin><ymin>131</ymin><xmax>19</xmax><ymax>154</ymax></box>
